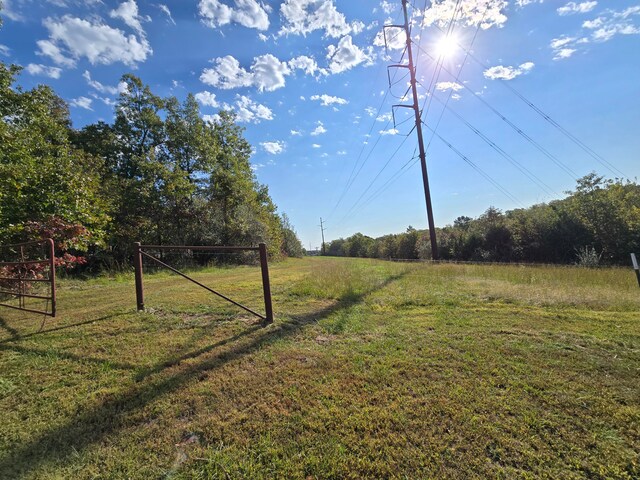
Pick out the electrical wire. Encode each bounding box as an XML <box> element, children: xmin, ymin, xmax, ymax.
<box><xmin>412</xmin><ymin>41</ymin><xmax>580</xmax><ymax>180</ymax></box>
<box><xmin>447</xmin><ymin>35</ymin><xmax>628</xmax><ymax>178</ymax></box>
<box><xmin>423</xmin><ymin>121</ymin><xmax>525</xmax><ymax>207</ymax></box>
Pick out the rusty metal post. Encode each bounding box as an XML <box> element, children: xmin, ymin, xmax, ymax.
<box><xmin>632</xmin><ymin>253</ymin><xmax>640</xmax><ymax>288</ymax></box>
<box><xmin>258</xmin><ymin>243</ymin><xmax>273</xmax><ymax>324</ymax></box>
<box><xmin>134</xmin><ymin>242</ymin><xmax>144</xmax><ymax>311</ymax></box>
<box><xmin>48</xmin><ymin>238</ymin><xmax>56</xmax><ymax>317</ymax></box>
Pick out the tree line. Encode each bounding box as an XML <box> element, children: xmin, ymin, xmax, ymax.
<box><xmin>0</xmin><ymin>62</ymin><xmax>304</xmax><ymax>269</ymax></box>
<box><xmin>326</xmin><ymin>173</ymin><xmax>640</xmax><ymax>266</ymax></box>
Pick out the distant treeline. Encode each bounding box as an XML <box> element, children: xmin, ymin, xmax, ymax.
<box><xmin>0</xmin><ymin>63</ymin><xmax>304</xmax><ymax>269</ymax></box>
<box><xmin>325</xmin><ymin>174</ymin><xmax>640</xmax><ymax>266</ymax></box>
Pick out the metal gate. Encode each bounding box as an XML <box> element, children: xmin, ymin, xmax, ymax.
<box><xmin>133</xmin><ymin>243</ymin><xmax>273</xmax><ymax>324</ymax></box>
<box><xmin>0</xmin><ymin>239</ymin><xmax>56</xmax><ymax>317</ymax></box>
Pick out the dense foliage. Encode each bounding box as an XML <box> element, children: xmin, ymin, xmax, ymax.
<box><xmin>326</xmin><ymin>174</ymin><xmax>640</xmax><ymax>266</ymax></box>
<box><xmin>0</xmin><ymin>63</ymin><xmax>303</xmax><ymax>268</ymax></box>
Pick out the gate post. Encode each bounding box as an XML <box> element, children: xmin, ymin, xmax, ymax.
<box><xmin>258</xmin><ymin>243</ymin><xmax>273</xmax><ymax>324</ymax></box>
<box><xmin>48</xmin><ymin>238</ymin><xmax>57</xmax><ymax>317</ymax></box>
<box><xmin>134</xmin><ymin>242</ymin><xmax>145</xmax><ymax>311</ymax></box>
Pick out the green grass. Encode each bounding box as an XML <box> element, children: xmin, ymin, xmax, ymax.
<box><xmin>0</xmin><ymin>257</ymin><xmax>638</xmax><ymax>479</ymax></box>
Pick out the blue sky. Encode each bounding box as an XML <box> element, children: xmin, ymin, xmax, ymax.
<box><xmin>1</xmin><ymin>0</ymin><xmax>639</xmax><ymax>250</ymax></box>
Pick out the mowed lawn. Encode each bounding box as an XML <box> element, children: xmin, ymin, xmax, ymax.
<box><xmin>0</xmin><ymin>257</ymin><xmax>638</xmax><ymax>479</ymax></box>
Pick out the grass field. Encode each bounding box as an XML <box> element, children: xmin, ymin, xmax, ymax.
<box><xmin>0</xmin><ymin>257</ymin><xmax>639</xmax><ymax>479</ymax></box>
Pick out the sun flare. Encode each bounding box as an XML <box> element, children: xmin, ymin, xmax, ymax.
<box><xmin>435</xmin><ymin>33</ymin><xmax>459</xmax><ymax>59</ymax></box>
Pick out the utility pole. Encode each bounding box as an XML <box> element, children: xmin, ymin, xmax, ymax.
<box><xmin>385</xmin><ymin>0</ymin><xmax>439</xmax><ymax>260</ymax></box>
<box><xmin>319</xmin><ymin>217</ymin><xmax>326</xmax><ymax>255</ymax></box>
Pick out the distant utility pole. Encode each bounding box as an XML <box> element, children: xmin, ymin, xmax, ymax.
<box><xmin>384</xmin><ymin>0</ymin><xmax>439</xmax><ymax>260</ymax></box>
<box><xmin>319</xmin><ymin>217</ymin><xmax>326</xmax><ymax>255</ymax></box>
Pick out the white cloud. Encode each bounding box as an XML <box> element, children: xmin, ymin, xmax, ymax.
<box><xmin>110</xmin><ymin>0</ymin><xmax>149</xmax><ymax>35</ymax></box>
<box><xmin>261</xmin><ymin>141</ymin><xmax>285</xmax><ymax>154</ymax></box>
<box><xmin>483</xmin><ymin>62</ymin><xmax>534</xmax><ymax>80</ymax></box>
<box><xmin>200</xmin><ymin>54</ymin><xmax>291</xmax><ymax>91</ymax></box>
<box><xmin>195</xmin><ymin>90</ymin><xmax>219</xmax><ymax>107</ymax></box>
<box><xmin>379</xmin><ymin>128</ymin><xmax>399</xmax><ymax>135</ymax></box>
<box><xmin>199</xmin><ymin>0</ymin><xmax>270</xmax><ymax>31</ymax></box>
<box><xmin>380</xmin><ymin>1</ymin><xmax>395</xmax><ymax>15</ymax></box>
<box><xmin>373</xmin><ymin>24</ymin><xmax>406</xmax><ymax>51</ymax></box>
<box><xmin>38</xmin><ymin>15</ymin><xmax>152</xmax><ymax>67</ymax></box>
<box><xmin>289</xmin><ymin>55</ymin><xmax>324</xmax><ymax>76</ymax></box>
<box><xmin>557</xmin><ymin>1</ymin><xmax>597</xmax><ymax>16</ymax></box>
<box><xmin>376</xmin><ymin>112</ymin><xmax>392</xmax><ymax>122</ymax></box>
<box><xmin>26</xmin><ymin>63</ymin><xmax>63</xmax><ymax>79</ymax></box>
<box><xmin>552</xmin><ymin>6</ymin><xmax>640</xmax><ymax>59</ymax></box>
<box><xmin>70</xmin><ymin>96</ymin><xmax>93</xmax><ymax>110</ymax></box>
<box><xmin>311</xmin><ymin>121</ymin><xmax>327</xmax><ymax>136</ymax></box>
<box><xmin>587</xmin><ymin>7</ymin><xmax>640</xmax><ymax>42</ymax></box>
<box><xmin>223</xmin><ymin>95</ymin><xmax>273</xmax><ymax>123</ymax></box>
<box><xmin>312</xmin><ymin>143</ymin><xmax>321</xmax><ymax>148</ymax></box>
<box><xmin>203</xmin><ymin>113</ymin><xmax>221</xmax><ymax>124</ymax></box>
<box><xmin>290</xmin><ymin>129</ymin><xmax>302</xmax><ymax>135</ymax></box>
<box><xmin>582</xmin><ymin>17</ymin><xmax>604</xmax><ymax>29</ymax></box>
<box><xmin>89</xmin><ymin>92</ymin><xmax>116</xmax><ymax>106</ymax></box>
<box><xmin>337</xmin><ymin>150</ymin><xmax>347</xmax><ymax>155</ymax></box>
<box><xmin>351</xmin><ymin>20</ymin><xmax>365</xmax><ymax>35</ymax></box>
<box><xmin>279</xmin><ymin>0</ymin><xmax>351</xmax><ymax>38</ymax></box>
<box><xmin>365</xmin><ymin>106</ymin><xmax>377</xmax><ymax>117</ymax></box>
<box><xmin>83</xmin><ymin>70</ymin><xmax>124</xmax><ymax>95</ymax></box>
<box><xmin>0</xmin><ymin>45</ymin><xmax>11</xmax><ymax>56</ymax></box>
<box><xmin>435</xmin><ymin>81</ymin><xmax>464</xmax><ymax>91</ymax></box>
<box><xmin>554</xmin><ymin>48</ymin><xmax>577</xmax><ymax>60</ymax></box>
<box><xmin>310</xmin><ymin>94</ymin><xmax>348</xmax><ymax>106</ymax></box>
<box><xmin>550</xmin><ymin>36</ymin><xmax>581</xmax><ymax>60</ymax></box>
<box><xmin>421</xmin><ymin>0</ymin><xmax>508</xmax><ymax>31</ymax></box>
<box><xmin>326</xmin><ymin>35</ymin><xmax>374</xmax><ymax>74</ymax></box>
<box><xmin>1</xmin><ymin>0</ymin><xmax>23</xmax><ymax>21</ymax></box>
<box><xmin>158</xmin><ymin>4</ymin><xmax>176</xmax><ymax>25</ymax></box>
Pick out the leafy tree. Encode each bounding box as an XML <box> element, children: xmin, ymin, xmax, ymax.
<box><xmin>0</xmin><ymin>63</ymin><xmax>109</xmax><ymax>246</ymax></box>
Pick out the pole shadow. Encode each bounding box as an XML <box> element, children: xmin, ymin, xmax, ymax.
<box><xmin>0</xmin><ymin>272</ymin><xmax>407</xmax><ymax>478</ymax></box>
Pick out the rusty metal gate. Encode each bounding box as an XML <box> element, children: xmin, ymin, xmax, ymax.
<box><xmin>0</xmin><ymin>239</ymin><xmax>56</xmax><ymax>317</ymax></box>
<box><xmin>133</xmin><ymin>243</ymin><xmax>273</xmax><ymax>324</ymax></box>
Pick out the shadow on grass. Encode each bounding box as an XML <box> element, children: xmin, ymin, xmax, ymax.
<box><xmin>0</xmin><ymin>343</ymin><xmax>138</xmax><ymax>371</ymax></box>
<box><xmin>0</xmin><ymin>271</ymin><xmax>406</xmax><ymax>478</ymax></box>
<box><xmin>0</xmin><ymin>313</ymin><xmax>129</xmax><ymax>345</ymax></box>
<box><xmin>0</xmin><ymin>316</ymin><xmax>20</xmax><ymax>340</ymax></box>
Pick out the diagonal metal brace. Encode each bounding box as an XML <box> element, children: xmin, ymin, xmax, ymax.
<box><xmin>140</xmin><ymin>251</ymin><xmax>266</xmax><ymax>320</ymax></box>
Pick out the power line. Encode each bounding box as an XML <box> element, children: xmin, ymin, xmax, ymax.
<box><xmin>412</xmin><ymin>41</ymin><xmax>580</xmax><ymax>180</ymax></box>
<box><xmin>448</xmin><ymin>37</ymin><xmax>628</xmax><ymax>179</ymax></box>
<box><xmin>428</xmin><ymin>92</ymin><xmax>559</xmax><ymax>197</ymax></box>
<box><xmin>423</xmin><ymin>121</ymin><xmax>525</xmax><ymax>208</ymax></box>
<box><xmin>326</xmin><ymin>45</ymin><xmax>408</xmax><ymax>221</ymax></box>
<box><xmin>336</xmin><ymin>133</ymin><xmax>413</xmax><ymax>227</ymax></box>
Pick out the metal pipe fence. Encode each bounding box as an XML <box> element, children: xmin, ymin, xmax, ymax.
<box><xmin>134</xmin><ymin>243</ymin><xmax>273</xmax><ymax>324</ymax></box>
<box><xmin>0</xmin><ymin>238</ymin><xmax>56</xmax><ymax>317</ymax></box>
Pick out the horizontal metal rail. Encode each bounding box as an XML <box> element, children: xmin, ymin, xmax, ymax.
<box><xmin>140</xmin><ymin>251</ymin><xmax>266</xmax><ymax>320</ymax></box>
<box><xmin>0</xmin><ymin>240</ymin><xmax>53</xmax><ymax>249</ymax></box>
<box><xmin>0</xmin><ymin>259</ymin><xmax>50</xmax><ymax>266</ymax></box>
<box><xmin>0</xmin><ymin>290</ymin><xmax>52</xmax><ymax>300</ymax></box>
<box><xmin>0</xmin><ymin>276</ymin><xmax>51</xmax><ymax>283</ymax></box>
<box><xmin>0</xmin><ymin>303</ymin><xmax>52</xmax><ymax>316</ymax></box>
<box><xmin>141</xmin><ymin>245</ymin><xmax>259</xmax><ymax>252</ymax></box>
<box><xmin>0</xmin><ymin>238</ymin><xmax>56</xmax><ymax>317</ymax></box>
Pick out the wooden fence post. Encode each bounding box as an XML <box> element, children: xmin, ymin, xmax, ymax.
<box><xmin>134</xmin><ymin>242</ymin><xmax>145</xmax><ymax>311</ymax></box>
<box><xmin>48</xmin><ymin>238</ymin><xmax>56</xmax><ymax>318</ymax></box>
<box><xmin>632</xmin><ymin>253</ymin><xmax>640</xmax><ymax>288</ymax></box>
<box><xmin>259</xmin><ymin>243</ymin><xmax>274</xmax><ymax>324</ymax></box>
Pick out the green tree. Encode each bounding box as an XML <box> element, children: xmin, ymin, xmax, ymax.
<box><xmin>0</xmin><ymin>63</ymin><xmax>109</xmax><ymax>246</ymax></box>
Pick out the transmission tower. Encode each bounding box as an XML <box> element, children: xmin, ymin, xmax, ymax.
<box><xmin>384</xmin><ymin>0</ymin><xmax>439</xmax><ymax>260</ymax></box>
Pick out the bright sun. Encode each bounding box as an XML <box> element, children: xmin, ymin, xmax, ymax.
<box><xmin>435</xmin><ymin>34</ymin><xmax>459</xmax><ymax>59</ymax></box>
